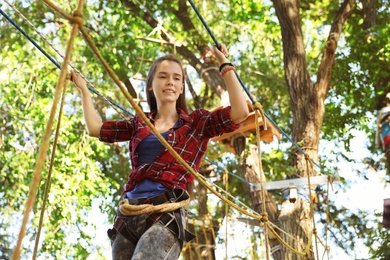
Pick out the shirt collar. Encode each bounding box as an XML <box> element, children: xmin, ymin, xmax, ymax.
<box><xmin>148</xmin><ymin>108</ymin><xmax>190</xmax><ymax>123</ymax></box>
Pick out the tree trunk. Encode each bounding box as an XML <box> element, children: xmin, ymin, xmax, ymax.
<box><xmin>233</xmin><ymin>136</ymin><xmax>282</xmax><ymax>259</ymax></box>
<box><xmin>272</xmin><ymin>0</ymin><xmax>354</xmax><ymax>258</ymax></box>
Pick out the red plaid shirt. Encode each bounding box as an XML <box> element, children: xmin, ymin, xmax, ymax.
<box><xmin>99</xmin><ymin>107</ymin><xmax>239</xmax><ymax>194</ymax></box>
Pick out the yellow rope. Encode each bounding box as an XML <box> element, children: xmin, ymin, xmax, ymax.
<box><xmin>253</xmin><ymin>101</ymin><xmax>270</xmax><ymax>259</ymax></box>
<box><xmin>265</xmin><ymin>221</ymin><xmax>314</xmax><ymax>257</ymax></box>
<box><xmin>324</xmin><ymin>178</ymin><xmax>331</xmax><ymax>260</ymax></box>
<box><xmin>305</xmin><ymin>155</ymin><xmax>320</xmax><ymax>260</ymax></box>
<box><xmin>12</xmin><ymin>1</ymin><xmax>84</xmax><ymax>258</ymax></box>
<box><xmin>119</xmin><ymin>198</ymin><xmax>190</xmax><ymax>215</ymax></box>
<box><xmin>32</xmin><ymin>75</ymin><xmax>69</xmax><ymax>260</ymax></box>
<box><xmin>224</xmin><ymin>169</ymin><xmax>229</xmax><ymax>259</ymax></box>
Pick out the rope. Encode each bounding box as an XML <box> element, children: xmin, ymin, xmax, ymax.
<box><xmin>305</xmin><ymin>155</ymin><xmax>320</xmax><ymax>260</ymax></box>
<box><xmin>253</xmin><ymin>103</ymin><xmax>270</xmax><ymax>259</ymax></box>
<box><xmin>11</xmin><ymin>2</ymin><xmax>83</xmax><ymax>258</ymax></box>
<box><xmin>224</xmin><ymin>170</ymin><xmax>229</xmax><ymax>259</ymax></box>
<box><xmin>32</xmin><ymin>75</ymin><xmax>69</xmax><ymax>260</ymax></box>
<box><xmin>324</xmin><ymin>180</ymin><xmax>331</xmax><ymax>260</ymax></box>
<box><xmin>119</xmin><ymin>198</ymin><xmax>190</xmax><ymax>215</ymax></box>
<box><xmin>266</xmin><ymin>220</ymin><xmax>314</xmax><ymax>257</ymax></box>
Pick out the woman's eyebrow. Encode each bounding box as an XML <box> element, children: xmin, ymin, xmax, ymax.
<box><xmin>157</xmin><ymin>71</ymin><xmax>182</xmax><ymax>77</ymax></box>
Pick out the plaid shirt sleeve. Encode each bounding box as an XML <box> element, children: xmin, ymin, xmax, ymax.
<box><xmin>200</xmin><ymin>106</ymin><xmax>240</xmax><ymax>138</ymax></box>
<box><xmin>99</xmin><ymin>119</ymin><xmax>135</xmax><ymax>143</ymax></box>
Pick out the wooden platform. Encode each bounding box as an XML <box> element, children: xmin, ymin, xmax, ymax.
<box><xmin>211</xmin><ymin>102</ymin><xmax>280</xmax><ymax>152</ymax></box>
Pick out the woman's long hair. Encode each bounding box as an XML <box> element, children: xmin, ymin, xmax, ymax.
<box><xmin>145</xmin><ymin>54</ymin><xmax>189</xmax><ymax>114</ymax></box>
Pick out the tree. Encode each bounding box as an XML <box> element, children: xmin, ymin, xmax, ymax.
<box><xmin>268</xmin><ymin>1</ymin><xmax>355</xmax><ymax>258</ymax></box>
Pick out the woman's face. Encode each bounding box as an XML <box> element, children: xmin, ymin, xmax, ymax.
<box><xmin>151</xmin><ymin>60</ymin><xmax>183</xmax><ymax>108</ymax></box>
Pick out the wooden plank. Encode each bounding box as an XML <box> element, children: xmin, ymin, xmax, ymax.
<box><xmin>236</xmin><ymin>217</ymin><xmax>262</xmax><ymax>227</ymax></box>
<box><xmin>186</xmin><ymin>218</ymin><xmax>204</xmax><ymax>226</ymax></box>
<box><xmin>211</xmin><ymin>108</ymin><xmax>280</xmax><ymax>144</ymax></box>
<box><xmin>251</xmin><ymin>175</ymin><xmax>341</xmax><ymax>191</ymax></box>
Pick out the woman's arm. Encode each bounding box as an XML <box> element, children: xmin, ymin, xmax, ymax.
<box><xmin>213</xmin><ymin>44</ymin><xmax>250</xmax><ymax>124</ymax></box>
<box><xmin>71</xmin><ymin>71</ymin><xmax>103</xmax><ymax>137</ymax></box>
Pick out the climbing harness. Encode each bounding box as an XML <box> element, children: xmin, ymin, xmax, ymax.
<box><xmin>108</xmin><ymin>190</ymin><xmax>195</xmax><ymax>247</ymax></box>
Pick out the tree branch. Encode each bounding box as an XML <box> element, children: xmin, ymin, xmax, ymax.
<box><xmin>316</xmin><ymin>0</ymin><xmax>355</xmax><ymax>97</ymax></box>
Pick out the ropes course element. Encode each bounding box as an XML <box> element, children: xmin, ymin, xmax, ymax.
<box><xmin>224</xmin><ymin>170</ymin><xmax>229</xmax><ymax>259</ymax></box>
<box><xmin>119</xmin><ymin>197</ymin><xmax>190</xmax><ymax>215</ymax></box>
<box><xmin>0</xmin><ymin>2</ymin><xmax>133</xmax><ymax>118</ymax></box>
<box><xmin>254</xmin><ymin>103</ymin><xmax>271</xmax><ymax>259</ymax></box>
<box><xmin>10</xmin><ymin>1</ymin><xmax>83</xmax><ymax>257</ymax></box>
<box><xmin>32</xmin><ymin>75</ymin><xmax>69</xmax><ymax>260</ymax></box>
<box><xmin>185</xmin><ymin>214</ymin><xmax>218</xmax><ymax>258</ymax></box>
<box><xmin>3</xmin><ymin>0</ymin><xmax>335</xmax><ymax>259</ymax></box>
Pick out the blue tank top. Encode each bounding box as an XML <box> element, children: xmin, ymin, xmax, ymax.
<box><xmin>125</xmin><ymin>131</ymin><xmax>169</xmax><ymax>199</ymax></box>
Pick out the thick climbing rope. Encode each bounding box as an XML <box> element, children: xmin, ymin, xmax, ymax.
<box><xmin>32</xmin><ymin>75</ymin><xmax>69</xmax><ymax>260</ymax></box>
<box><xmin>324</xmin><ymin>181</ymin><xmax>331</xmax><ymax>260</ymax></box>
<box><xmin>11</xmin><ymin>1</ymin><xmax>84</xmax><ymax>259</ymax></box>
<box><xmin>224</xmin><ymin>169</ymin><xmax>229</xmax><ymax>259</ymax></box>
<box><xmin>119</xmin><ymin>197</ymin><xmax>190</xmax><ymax>215</ymax></box>
<box><xmin>253</xmin><ymin>103</ymin><xmax>271</xmax><ymax>259</ymax></box>
<box><xmin>304</xmin><ymin>155</ymin><xmax>321</xmax><ymax>260</ymax></box>
<box><xmin>1</xmin><ymin>1</ymin><xmax>132</xmax><ymax>118</ymax></box>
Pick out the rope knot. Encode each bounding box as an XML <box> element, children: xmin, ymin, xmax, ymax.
<box><xmin>70</xmin><ymin>10</ymin><xmax>83</xmax><ymax>25</ymax></box>
<box><xmin>252</xmin><ymin>101</ymin><xmax>263</xmax><ymax>111</ymax></box>
<box><xmin>253</xmin><ymin>101</ymin><xmax>268</xmax><ymax>131</ymax></box>
<box><xmin>260</xmin><ymin>212</ymin><xmax>268</xmax><ymax>222</ymax></box>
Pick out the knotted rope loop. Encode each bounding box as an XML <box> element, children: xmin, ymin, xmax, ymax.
<box><xmin>119</xmin><ymin>198</ymin><xmax>190</xmax><ymax>216</ymax></box>
<box><xmin>252</xmin><ymin>101</ymin><xmax>267</xmax><ymax>130</ymax></box>
<box><xmin>260</xmin><ymin>212</ymin><xmax>268</xmax><ymax>222</ymax></box>
<box><xmin>70</xmin><ymin>10</ymin><xmax>83</xmax><ymax>25</ymax></box>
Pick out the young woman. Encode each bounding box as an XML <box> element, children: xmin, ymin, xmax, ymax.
<box><xmin>71</xmin><ymin>43</ymin><xmax>249</xmax><ymax>260</ymax></box>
